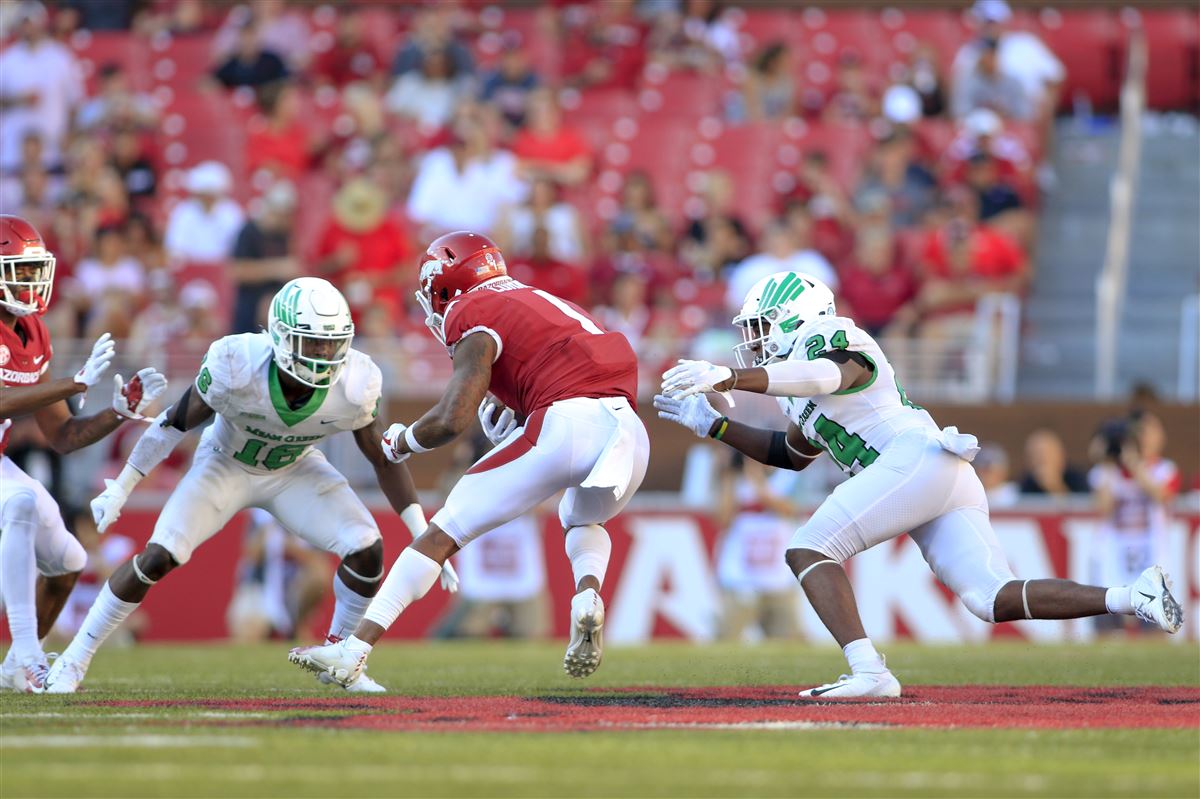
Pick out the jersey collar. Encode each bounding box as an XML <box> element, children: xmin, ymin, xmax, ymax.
<box><xmin>268</xmin><ymin>361</ymin><xmax>328</xmax><ymax>427</ymax></box>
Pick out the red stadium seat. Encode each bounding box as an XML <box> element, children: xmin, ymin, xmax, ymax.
<box><xmin>638</xmin><ymin>73</ymin><xmax>723</xmax><ymax>118</ymax></box>
<box><xmin>69</xmin><ymin>30</ymin><xmax>150</xmax><ymax>93</ymax></box>
<box><xmin>1138</xmin><ymin>9</ymin><xmax>1200</xmax><ymax>110</ymax></box>
<box><xmin>1039</xmin><ymin>10</ymin><xmax>1121</xmax><ymax>111</ymax></box>
<box><xmin>737</xmin><ymin>10</ymin><xmax>797</xmax><ymax>54</ymax></box>
<box><xmin>694</xmin><ymin>121</ymin><xmax>785</xmax><ymax>232</ymax></box>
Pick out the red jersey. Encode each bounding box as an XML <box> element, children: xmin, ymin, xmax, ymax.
<box><xmin>0</xmin><ymin>313</ymin><xmax>53</xmax><ymax>456</ymax></box>
<box><xmin>442</xmin><ymin>279</ymin><xmax>638</xmax><ymax>417</ymax></box>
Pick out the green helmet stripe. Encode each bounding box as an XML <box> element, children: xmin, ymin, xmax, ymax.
<box><xmin>760</xmin><ymin>273</ymin><xmax>796</xmax><ymax>312</ymax></box>
<box><xmin>757</xmin><ymin>277</ymin><xmax>777</xmax><ymax>313</ymax></box>
<box><xmin>784</xmin><ymin>279</ymin><xmax>807</xmax><ymax>304</ymax></box>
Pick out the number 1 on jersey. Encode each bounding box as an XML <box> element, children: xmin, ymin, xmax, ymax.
<box><xmin>532</xmin><ymin>289</ymin><xmax>603</xmax><ymax>335</ymax></box>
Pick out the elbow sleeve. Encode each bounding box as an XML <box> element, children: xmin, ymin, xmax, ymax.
<box><xmin>762</xmin><ymin>358</ymin><xmax>843</xmax><ymax>397</ymax></box>
<box><xmin>126</xmin><ymin>411</ymin><xmax>188</xmax><ymax>477</ymax></box>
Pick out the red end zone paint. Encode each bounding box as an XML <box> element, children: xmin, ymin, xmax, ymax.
<box><xmin>93</xmin><ymin>685</ymin><xmax>1199</xmax><ymax>731</ymax></box>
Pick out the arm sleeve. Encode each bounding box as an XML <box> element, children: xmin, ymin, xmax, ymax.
<box><xmin>126</xmin><ymin>410</ymin><xmax>189</xmax><ymax>478</ymax></box>
<box><xmin>761</xmin><ymin>358</ymin><xmax>843</xmax><ymax>398</ymax></box>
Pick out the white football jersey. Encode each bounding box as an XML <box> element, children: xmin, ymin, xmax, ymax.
<box><xmin>193</xmin><ymin>333</ymin><xmax>381</xmax><ymax>474</ymax></box>
<box><xmin>776</xmin><ymin>316</ymin><xmax>937</xmax><ymax>475</ymax></box>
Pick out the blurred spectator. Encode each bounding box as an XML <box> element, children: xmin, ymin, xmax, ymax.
<box><xmin>60</xmin><ymin>0</ymin><xmax>138</xmax><ymax>32</ymax></box>
<box><xmin>385</xmin><ymin>46</ymin><xmax>474</xmax><ymax>130</ymax></box>
<box><xmin>391</xmin><ymin>5</ymin><xmax>474</xmax><ymax>78</ymax></box>
<box><xmin>231</xmin><ymin>180</ymin><xmax>299</xmax><ymax>334</ymax></box>
<box><xmin>316</xmin><ymin>177</ymin><xmax>409</xmax><ymax>320</ymax></box>
<box><xmin>681</xmin><ymin>0</ymin><xmax>742</xmax><ymax>67</ymax></box>
<box><xmin>311</xmin><ymin>7</ymin><xmax>386</xmax><ymax>90</ymax></box>
<box><xmin>178</xmin><ymin>279</ymin><xmax>225</xmax><ymax>345</ymax></box>
<box><xmin>606</xmin><ymin>170</ymin><xmax>674</xmax><ymax>254</ymax></box>
<box><xmin>76</xmin><ymin>63</ymin><xmax>159</xmax><ymax>133</ymax></box>
<box><xmin>681</xmin><ymin>170</ymin><xmax>752</xmax><ymax>279</ymax></box>
<box><xmin>560</xmin><ymin>0</ymin><xmax>646</xmax><ymax>91</ymax></box>
<box><xmin>214</xmin><ymin>19</ymin><xmax>288</xmax><ymax>89</ymax></box>
<box><xmin>647</xmin><ymin>3</ymin><xmax>730</xmax><ymax>75</ymax></box>
<box><xmin>124</xmin><ymin>212</ymin><xmax>167</xmax><ymax>273</ymax></box>
<box><xmin>725</xmin><ymin>219</ymin><xmax>837</xmax><ymax>311</ymax></box>
<box><xmin>511</xmin><ymin>89</ymin><xmax>592</xmax><ymax>188</ymax></box>
<box><xmin>505</xmin><ymin>226</ymin><xmax>589</xmax><ymax>307</ymax></box>
<box><xmin>950</xmin><ymin>37</ymin><xmax>1032</xmax><ymax>122</ymax></box>
<box><xmin>479</xmin><ymin>35</ymin><xmax>539</xmax><ymax>129</ymax></box>
<box><xmin>780</xmin><ymin>151</ymin><xmax>854</xmax><ymax>263</ymax></box>
<box><xmin>963</xmin><ymin>150</ymin><xmax>1033</xmax><ymax>248</ymax></box>
<box><xmin>836</xmin><ymin>224</ymin><xmax>919</xmax><ymax>338</ymax></box>
<box><xmin>72</xmin><ymin>223</ymin><xmax>146</xmax><ymax>337</ymax></box>
<box><xmin>916</xmin><ymin>188</ymin><xmax>1028</xmax><ymax>318</ymax></box>
<box><xmin>0</xmin><ymin>1</ymin><xmax>84</xmax><ymax>172</ymax></box>
<box><xmin>824</xmin><ymin>52</ymin><xmax>879</xmax><ymax>124</ymax></box>
<box><xmin>594</xmin><ymin>271</ymin><xmax>653</xmax><ymax>352</ymax></box>
<box><xmin>110</xmin><ymin>128</ymin><xmax>157</xmax><ymax>202</ymax></box>
<box><xmin>903</xmin><ymin>42</ymin><xmax>947</xmax><ymax>118</ymax></box>
<box><xmin>164</xmin><ymin>161</ymin><xmax>245</xmax><ymax>263</ymax></box>
<box><xmin>406</xmin><ymin>117</ymin><xmax>525</xmax><ymax>239</ymax></box>
<box><xmin>496</xmin><ymin>177</ymin><xmax>588</xmax><ymax>264</ymax></box>
<box><xmin>213</xmin><ymin>0</ymin><xmax>312</xmax><ymax>72</ymax></box>
<box><xmin>953</xmin><ymin>0</ymin><xmax>1064</xmax><ymax>121</ymax></box>
<box><xmin>1089</xmin><ymin>412</ymin><xmax>1180</xmax><ymax>633</ymax></box>
<box><xmin>227</xmin><ymin>509</ymin><xmax>332</xmax><ymax>642</ymax></box>
<box><xmin>855</xmin><ymin>129</ymin><xmax>938</xmax><ymax>229</ymax></box>
<box><xmin>973</xmin><ymin>442</ymin><xmax>1020</xmax><ymax>508</ymax></box>
<box><xmin>1019</xmin><ymin>428</ymin><xmax>1089</xmax><ymax>496</ymax></box>
<box><xmin>943</xmin><ymin>108</ymin><xmax>1033</xmax><ymax>184</ymax></box>
<box><xmin>246</xmin><ymin>81</ymin><xmax>318</xmax><ymax>181</ymax></box>
<box><xmin>2</xmin><ymin>161</ymin><xmax>63</xmax><ymax>227</ymax></box>
<box><xmin>713</xmin><ymin>454</ymin><xmax>800</xmax><ymax>641</ymax></box>
<box><xmin>129</xmin><ymin>270</ymin><xmax>187</xmax><ymax>361</ymax></box>
<box><xmin>51</xmin><ymin>510</ymin><xmax>145</xmax><ymax>645</ymax></box>
<box><xmin>731</xmin><ymin>41</ymin><xmax>795</xmax><ymax>122</ymax></box>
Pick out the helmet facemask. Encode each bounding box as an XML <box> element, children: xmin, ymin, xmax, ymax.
<box><xmin>416</xmin><ymin>253</ymin><xmax>447</xmax><ymax>345</ymax></box>
<box><xmin>271</xmin><ymin>319</ymin><xmax>353</xmax><ymax>388</ymax></box>
<box><xmin>0</xmin><ymin>250</ymin><xmax>55</xmax><ymax>317</ymax></box>
<box><xmin>733</xmin><ymin>306</ymin><xmax>802</xmax><ymax>368</ymax></box>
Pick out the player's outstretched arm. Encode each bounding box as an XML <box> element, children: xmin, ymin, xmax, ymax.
<box><xmin>662</xmin><ymin>352</ymin><xmax>871</xmax><ymax>400</ymax></box>
<box><xmin>90</xmin><ymin>385</ymin><xmax>215</xmax><ymax>533</ymax></box>
<box><xmin>0</xmin><ymin>331</ymin><xmax>116</xmax><ymax>420</ymax></box>
<box><xmin>382</xmin><ymin>331</ymin><xmax>496</xmax><ymax>461</ymax></box>
<box><xmin>653</xmin><ymin>393</ymin><xmax>820</xmax><ymax>471</ymax></box>
<box><xmin>34</xmin><ymin>367</ymin><xmax>170</xmax><ymax>454</ymax></box>
<box><xmin>354</xmin><ymin>416</ymin><xmax>422</xmax><ymax>517</ymax></box>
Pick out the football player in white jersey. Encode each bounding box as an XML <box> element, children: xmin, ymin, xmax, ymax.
<box><xmin>655</xmin><ymin>271</ymin><xmax>1184</xmax><ymax>699</ymax></box>
<box><xmin>43</xmin><ymin>278</ymin><xmax>457</xmax><ymax>693</ymax></box>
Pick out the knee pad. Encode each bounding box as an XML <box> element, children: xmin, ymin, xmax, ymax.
<box><xmin>59</xmin><ymin>535</ymin><xmax>87</xmax><ymax>575</ymax></box>
<box><xmin>959</xmin><ymin>580</ymin><xmax>1006</xmax><ymax>623</ymax></box>
<box><xmin>0</xmin><ymin>490</ymin><xmax>39</xmax><ymax>532</ymax></box>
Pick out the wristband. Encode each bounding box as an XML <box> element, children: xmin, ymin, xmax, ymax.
<box><xmin>398</xmin><ymin>502</ymin><xmax>428</xmax><ymax>539</ymax></box>
<box><xmin>404</xmin><ymin>424</ymin><xmax>432</xmax><ymax>454</ymax></box>
<box><xmin>113</xmin><ymin>463</ymin><xmax>145</xmax><ymax>494</ymax></box>
<box><xmin>711</xmin><ymin>417</ymin><xmax>730</xmax><ymax>441</ymax></box>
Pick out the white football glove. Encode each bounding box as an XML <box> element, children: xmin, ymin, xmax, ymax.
<box><xmin>112</xmin><ymin>367</ymin><xmax>168</xmax><ymax>420</ymax></box>
<box><xmin>653</xmin><ymin>392</ymin><xmax>723</xmax><ymax>438</ymax></box>
<box><xmin>91</xmin><ymin>478</ymin><xmax>131</xmax><ymax>533</ymax></box>
<box><xmin>439</xmin><ymin>560</ymin><xmax>460</xmax><ymax>593</ymax></box>
<box><xmin>477</xmin><ymin>400</ymin><xmax>517</xmax><ymax>446</ymax></box>
<box><xmin>380</xmin><ymin>422</ymin><xmax>411</xmax><ymax>464</ymax></box>
<box><xmin>73</xmin><ymin>333</ymin><xmax>116</xmax><ymax>407</ymax></box>
<box><xmin>661</xmin><ymin>359</ymin><xmax>734</xmax><ymax>400</ymax></box>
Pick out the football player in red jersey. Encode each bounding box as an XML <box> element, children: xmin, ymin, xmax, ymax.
<box><xmin>290</xmin><ymin>231</ymin><xmax>649</xmax><ymax>683</ymax></box>
<box><xmin>0</xmin><ymin>215</ymin><xmax>167</xmax><ymax>691</ymax></box>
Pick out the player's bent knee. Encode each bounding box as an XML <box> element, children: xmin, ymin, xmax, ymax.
<box><xmin>138</xmin><ymin>544</ymin><xmax>180</xmax><ymax>582</ymax></box>
<box><xmin>960</xmin><ymin>581</ymin><xmax>1006</xmax><ymax>623</ymax></box>
<box><xmin>341</xmin><ymin>539</ymin><xmax>384</xmax><ymax>580</ymax></box>
<box><xmin>60</xmin><ymin>536</ymin><xmax>87</xmax><ymax>575</ymax></box>
<box><xmin>785</xmin><ymin>546</ymin><xmax>840</xmax><ymax>575</ymax></box>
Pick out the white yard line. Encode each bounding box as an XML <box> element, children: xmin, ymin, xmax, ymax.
<box><xmin>1</xmin><ymin>734</ymin><xmax>261</xmax><ymax>748</ymax></box>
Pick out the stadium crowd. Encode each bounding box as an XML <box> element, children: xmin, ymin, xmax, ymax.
<box><xmin>0</xmin><ymin>0</ymin><xmax>1063</xmax><ymax>382</ymax></box>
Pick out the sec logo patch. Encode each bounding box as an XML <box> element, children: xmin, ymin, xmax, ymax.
<box><xmin>0</xmin><ymin>345</ymin><xmax>9</xmax><ymax>366</ymax></box>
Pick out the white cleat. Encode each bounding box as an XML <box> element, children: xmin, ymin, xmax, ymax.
<box><xmin>563</xmin><ymin>588</ymin><xmax>604</xmax><ymax>679</ymax></box>
<box><xmin>42</xmin><ymin>656</ymin><xmax>84</xmax><ymax>694</ymax></box>
<box><xmin>288</xmin><ymin>640</ymin><xmax>366</xmax><ymax>688</ymax></box>
<box><xmin>0</xmin><ymin>659</ymin><xmax>47</xmax><ymax>693</ymax></box>
<box><xmin>317</xmin><ymin>669</ymin><xmax>386</xmax><ymax>693</ymax></box>
<box><xmin>1131</xmin><ymin>566</ymin><xmax>1184</xmax><ymax>634</ymax></box>
<box><xmin>800</xmin><ymin>669</ymin><xmax>902</xmax><ymax>700</ymax></box>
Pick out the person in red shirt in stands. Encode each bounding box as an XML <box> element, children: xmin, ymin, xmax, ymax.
<box><xmin>511</xmin><ymin>89</ymin><xmax>593</xmax><ymax>188</ymax></box>
<box><xmin>310</xmin><ymin>9</ymin><xmax>386</xmax><ymax>91</ymax></box>
<box><xmin>246</xmin><ymin>81</ymin><xmax>319</xmax><ymax>181</ymax></box>
<box><xmin>837</xmin><ymin>224</ymin><xmax>920</xmax><ymax>339</ymax></box>
<box><xmin>314</xmin><ymin>178</ymin><xmax>409</xmax><ymax>324</ymax></box>
<box><xmin>504</xmin><ymin>226</ymin><xmax>589</xmax><ymax>307</ymax></box>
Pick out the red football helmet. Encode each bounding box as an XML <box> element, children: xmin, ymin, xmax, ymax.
<box><xmin>416</xmin><ymin>230</ymin><xmax>507</xmax><ymax>343</ymax></box>
<box><xmin>0</xmin><ymin>215</ymin><xmax>55</xmax><ymax>317</ymax></box>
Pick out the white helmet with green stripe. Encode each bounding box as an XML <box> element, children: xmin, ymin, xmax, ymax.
<box><xmin>732</xmin><ymin>271</ymin><xmax>836</xmax><ymax>368</ymax></box>
<box><xmin>268</xmin><ymin>277</ymin><xmax>355</xmax><ymax>388</ymax></box>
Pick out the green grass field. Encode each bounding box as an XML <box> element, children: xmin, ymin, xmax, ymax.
<box><xmin>2</xmin><ymin>640</ymin><xmax>1198</xmax><ymax>798</ymax></box>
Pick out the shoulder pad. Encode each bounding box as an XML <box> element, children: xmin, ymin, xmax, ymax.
<box><xmin>342</xmin><ymin>349</ymin><xmax>383</xmax><ymax>429</ymax></box>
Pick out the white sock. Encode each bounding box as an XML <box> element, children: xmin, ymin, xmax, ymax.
<box><xmin>61</xmin><ymin>583</ymin><xmax>139</xmax><ymax>670</ymax></box>
<box><xmin>843</xmin><ymin>638</ymin><xmax>886</xmax><ymax>675</ymax></box>
<box><xmin>361</xmin><ymin>548</ymin><xmax>442</xmax><ymax>631</ymax></box>
<box><xmin>1105</xmin><ymin>586</ymin><xmax>1134</xmax><ymax>615</ymax></box>
<box><xmin>0</xmin><ymin>505</ymin><xmax>39</xmax><ymax>665</ymax></box>
<box><xmin>564</xmin><ymin>525</ymin><xmax>612</xmax><ymax>590</ymax></box>
<box><xmin>328</xmin><ymin>574</ymin><xmax>373</xmax><ymax>640</ymax></box>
